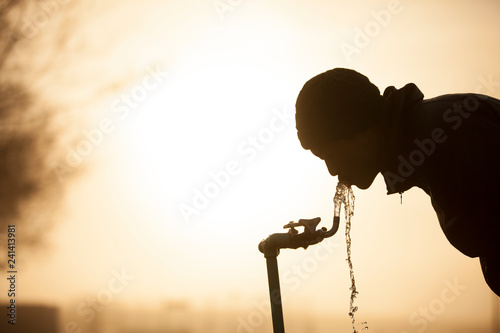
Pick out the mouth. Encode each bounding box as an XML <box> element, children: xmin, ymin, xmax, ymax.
<box><xmin>338</xmin><ymin>176</ymin><xmax>352</xmax><ymax>187</ymax></box>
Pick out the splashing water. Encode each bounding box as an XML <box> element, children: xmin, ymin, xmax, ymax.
<box><xmin>334</xmin><ymin>182</ymin><xmax>368</xmax><ymax>333</ymax></box>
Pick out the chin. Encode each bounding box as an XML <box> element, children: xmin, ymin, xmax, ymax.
<box><xmin>339</xmin><ymin>172</ymin><xmax>377</xmax><ymax>190</ymax></box>
<box><xmin>352</xmin><ymin>176</ymin><xmax>376</xmax><ymax>190</ymax></box>
<box><xmin>354</xmin><ymin>183</ymin><xmax>370</xmax><ymax>190</ymax></box>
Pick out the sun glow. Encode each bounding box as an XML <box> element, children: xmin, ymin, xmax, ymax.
<box><xmin>119</xmin><ymin>62</ymin><xmax>315</xmax><ymax>237</ymax></box>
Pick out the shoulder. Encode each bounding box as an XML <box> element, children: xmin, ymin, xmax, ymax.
<box><xmin>413</xmin><ymin>92</ymin><xmax>500</xmax><ymax>200</ymax></box>
<box><xmin>399</xmin><ymin>92</ymin><xmax>500</xmax><ymax>146</ymax></box>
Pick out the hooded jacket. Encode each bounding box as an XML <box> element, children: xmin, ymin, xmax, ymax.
<box><xmin>380</xmin><ymin>83</ymin><xmax>500</xmax><ymax>258</ymax></box>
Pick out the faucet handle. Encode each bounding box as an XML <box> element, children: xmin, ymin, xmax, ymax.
<box><xmin>283</xmin><ymin>217</ymin><xmax>322</xmax><ymax>234</ymax></box>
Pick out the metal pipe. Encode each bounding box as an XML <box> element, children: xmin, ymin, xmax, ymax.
<box><xmin>265</xmin><ymin>255</ymin><xmax>285</xmax><ymax>333</ymax></box>
<box><xmin>323</xmin><ymin>216</ymin><xmax>340</xmax><ymax>238</ymax></box>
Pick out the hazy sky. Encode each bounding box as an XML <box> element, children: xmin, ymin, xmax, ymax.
<box><xmin>1</xmin><ymin>0</ymin><xmax>499</xmax><ymax>331</ymax></box>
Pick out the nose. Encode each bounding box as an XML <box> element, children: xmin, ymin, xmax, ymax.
<box><xmin>325</xmin><ymin>160</ymin><xmax>338</xmax><ymax>176</ymax></box>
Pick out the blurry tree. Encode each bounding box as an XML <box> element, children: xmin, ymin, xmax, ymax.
<box><xmin>0</xmin><ymin>0</ymin><xmax>69</xmax><ymax>268</ymax></box>
<box><xmin>0</xmin><ymin>0</ymin><xmax>164</xmax><ymax>267</ymax></box>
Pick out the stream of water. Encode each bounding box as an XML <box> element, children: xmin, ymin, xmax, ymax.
<box><xmin>334</xmin><ymin>182</ymin><xmax>368</xmax><ymax>333</ymax></box>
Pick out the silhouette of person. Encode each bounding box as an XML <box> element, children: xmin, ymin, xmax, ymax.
<box><xmin>295</xmin><ymin>68</ymin><xmax>500</xmax><ymax>297</ymax></box>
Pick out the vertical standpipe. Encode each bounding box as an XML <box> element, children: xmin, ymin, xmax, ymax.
<box><xmin>265</xmin><ymin>254</ymin><xmax>285</xmax><ymax>333</ymax></box>
<box><xmin>258</xmin><ymin>217</ymin><xmax>340</xmax><ymax>333</ymax></box>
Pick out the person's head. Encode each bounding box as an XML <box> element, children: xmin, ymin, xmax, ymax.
<box><xmin>295</xmin><ymin>68</ymin><xmax>386</xmax><ymax>189</ymax></box>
